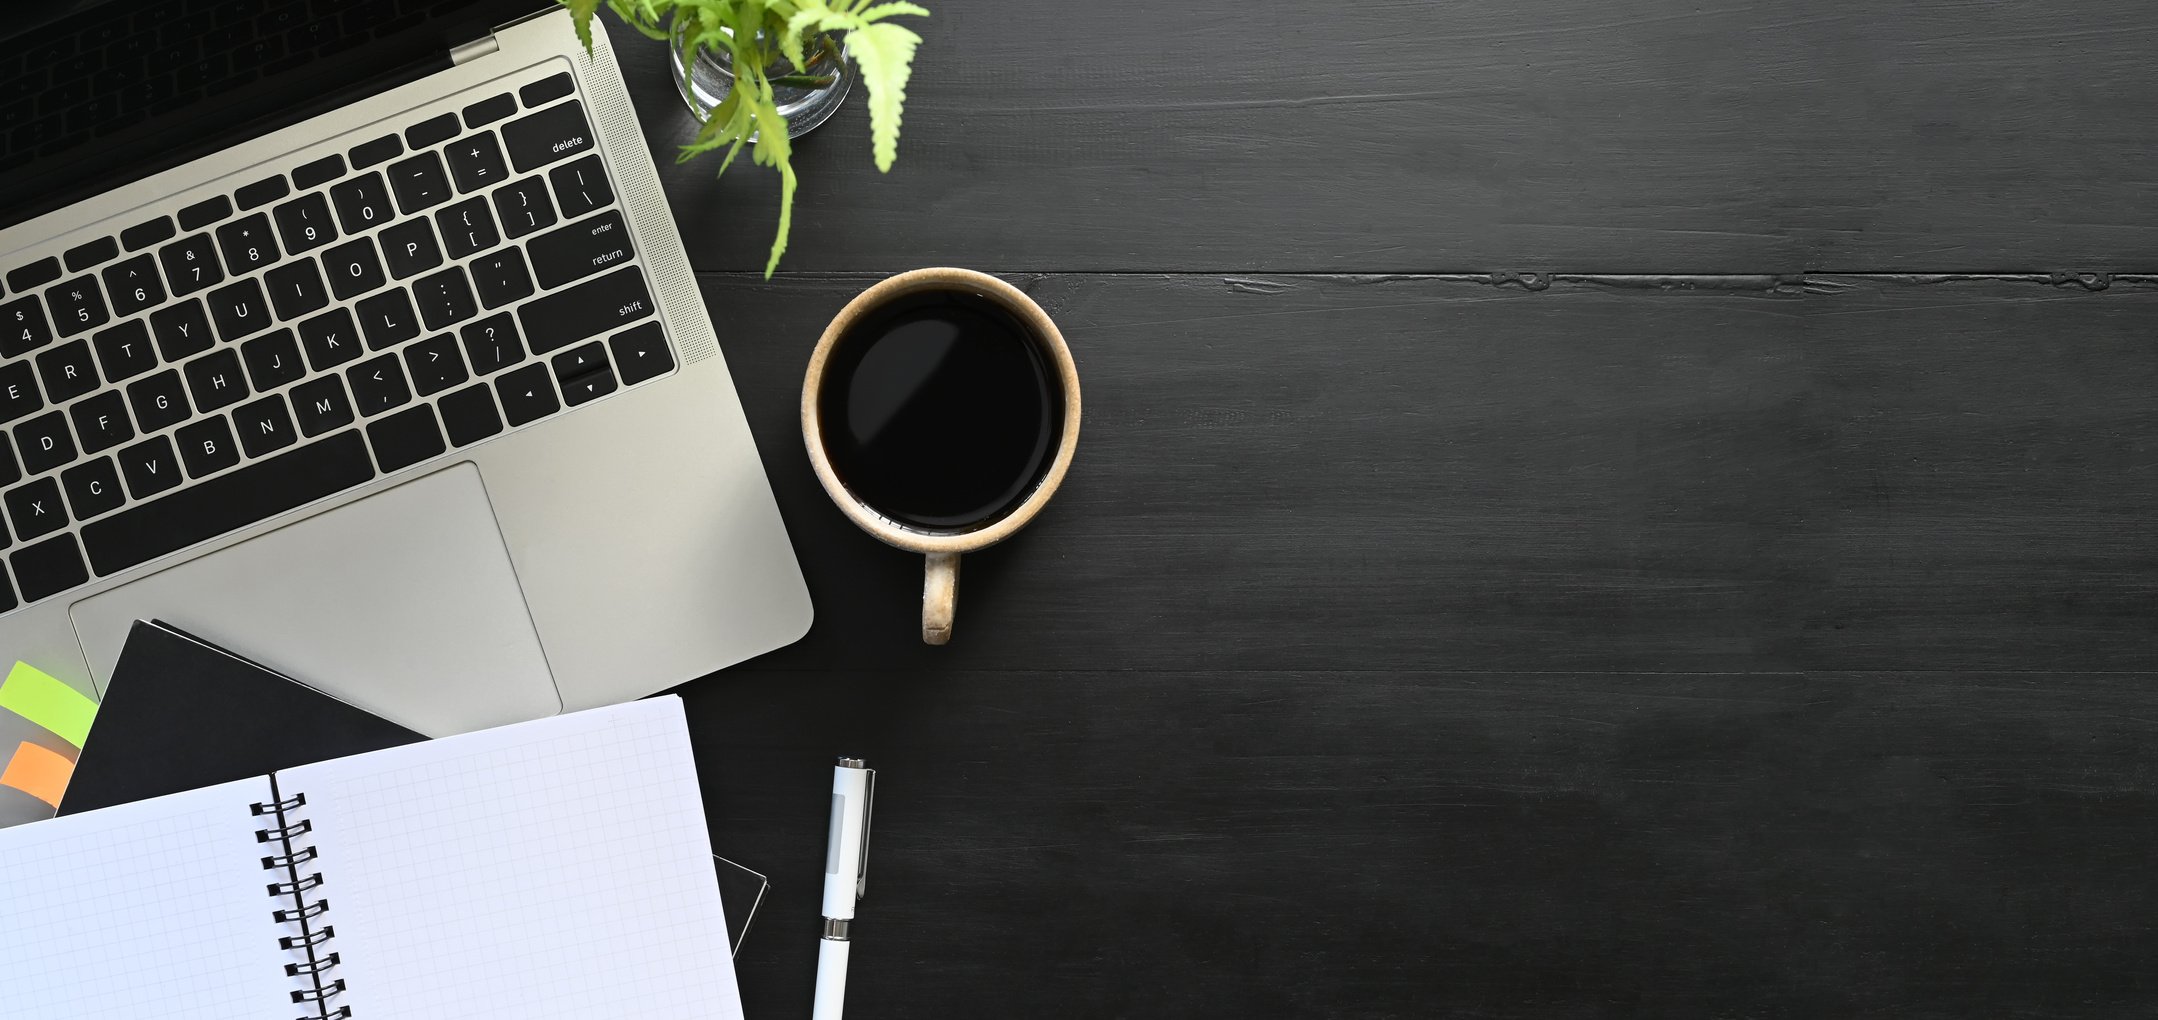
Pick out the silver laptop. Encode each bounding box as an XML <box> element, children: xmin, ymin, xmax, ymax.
<box><xmin>0</xmin><ymin>1</ymin><xmax>812</xmax><ymax>735</ymax></box>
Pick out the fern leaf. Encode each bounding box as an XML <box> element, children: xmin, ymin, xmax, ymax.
<box><xmin>855</xmin><ymin>2</ymin><xmax>929</xmax><ymax>24</ymax></box>
<box><xmin>846</xmin><ymin>20</ymin><xmax>921</xmax><ymax>172</ymax></box>
<box><xmin>563</xmin><ymin>0</ymin><xmax>603</xmax><ymax>53</ymax></box>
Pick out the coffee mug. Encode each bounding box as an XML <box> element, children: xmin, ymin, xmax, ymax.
<box><xmin>802</xmin><ymin>268</ymin><xmax>1082</xmax><ymax>644</ymax></box>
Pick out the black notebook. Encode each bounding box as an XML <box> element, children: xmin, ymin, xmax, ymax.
<box><xmin>61</xmin><ymin>620</ymin><xmax>424</xmax><ymax>815</ymax></box>
<box><xmin>0</xmin><ymin>697</ymin><xmax>746</xmax><ymax>1019</ymax></box>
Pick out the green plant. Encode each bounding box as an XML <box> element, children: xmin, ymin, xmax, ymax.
<box><xmin>563</xmin><ymin>0</ymin><xmax>927</xmax><ymax>276</ymax></box>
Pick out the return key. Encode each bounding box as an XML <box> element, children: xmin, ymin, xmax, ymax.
<box><xmin>526</xmin><ymin>210</ymin><xmax>634</xmax><ymax>290</ymax></box>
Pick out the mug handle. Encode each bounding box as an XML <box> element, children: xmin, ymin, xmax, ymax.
<box><xmin>923</xmin><ymin>552</ymin><xmax>961</xmax><ymax>645</ymax></box>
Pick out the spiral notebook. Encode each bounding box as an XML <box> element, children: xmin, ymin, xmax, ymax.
<box><xmin>0</xmin><ymin>697</ymin><xmax>744</xmax><ymax>1019</ymax></box>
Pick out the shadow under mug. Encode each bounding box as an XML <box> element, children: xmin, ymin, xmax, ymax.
<box><xmin>801</xmin><ymin>268</ymin><xmax>1083</xmax><ymax>645</ymax></box>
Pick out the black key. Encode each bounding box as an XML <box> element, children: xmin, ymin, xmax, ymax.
<box><xmin>329</xmin><ymin>171</ymin><xmax>393</xmax><ymax>233</ymax></box>
<box><xmin>459</xmin><ymin>313</ymin><xmax>523</xmax><ymax>375</ymax></box>
<box><xmin>347</xmin><ymin>354</ymin><xmax>409</xmax><ymax>416</ymax></box>
<box><xmin>47</xmin><ymin>276</ymin><xmax>108</xmax><ymax>337</ymax></box>
<box><xmin>0</xmin><ymin>295</ymin><xmax>51</xmax><ymax>357</ymax></box>
<box><xmin>378</xmin><ymin>218</ymin><xmax>441</xmax><ymax>279</ymax></box>
<box><xmin>92</xmin><ymin>319</ymin><xmax>157</xmax><ymax>383</ymax></box>
<box><xmin>64</xmin><ymin>236</ymin><xmax>117</xmax><ymax>272</ymax></box>
<box><xmin>366</xmin><ymin>402</ymin><xmax>443</xmax><ymax>472</ymax></box>
<box><xmin>159</xmin><ymin>232</ymin><xmax>224</xmax><ymax>296</ymax></box>
<box><xmin>61</xmin><ymin>456</ymin><xmax>123</xmax><ymax>520</ymax></box>
<box><xmin>290</xmin><ymin>375</ymin><xmax>353</xmax><ymax>437</ymax></box>
<box><xmin>85</xmin><ymin>427</ymin><xmax>387</xmax><ymax>569</ymax></box>
<box><xmin>463</xmin><ymin>92</ymin><xmax>515</xmax><ymax>129</ymax></box>
<box><xmin>67</xmin><ymin>391</ymin><xmax>132</xmax><ymax>455</ymax></box>
<box><xmin>292</xmin><ymin>153</ymin><xmax>345</xmax><ymax>190</ymax></box>
<box><xmin>5</xmin><ymin>477</ymin><xmax>67</xmax><ymax>541</ymax></box>
<box><xmin>495</xmin><ymin>362</ymin><xmax>557</xmax><ymax>427</ymax></box>
<box><xmin>527</xmin><ymin>209</ymin><xmax>632</xmax><ymax>290</ymax></box>
<box><xmin>492</xmin><ymin>175</ymin><xmax>554</xmax><ymax>238</ymax></box>
<box><xmin>519</xmin><ymin>72</ymin><xmax>572</xmax><ymax>108</ymax></box>
<box><xmin>11</xmin><ymin>534</ymin><xmax>87</xmax><ymax>601</ymax></box>
<box><xmin>205</xmin><ymin>277</ymin><xmax>270</xmax><ymax>341</ymax></box>
<box><xmin>175</xmin><ymin>415</ymin><xmax>238</xmax><ymax>477</ymax></box>
<box><xmin>439</xmin><ymin>384</ymin><xmax>502</xmax><ymax>447</ymax></box>
<box><xmin>446</xmin><ymin>131</ymin><xmax>507</xmax><ymax>193</ymax></box>
<box><xmin>36</xmin><ymin>340</ymin><xmax>98</xmax><ymax>403</ymax></box>
<box><xmin>548</xmin><ymin>154</ymin><xmax>613</xmax><ymax>219</ymax></box>
<box><xmin>15</xmin><ymin>411</ymin><xmax>75</xmax><ymax>475</ymax></box>
<box><xmin>516</xmin><ymin>265</ymin><xmax>652</xmax><ymax>354</ymax></box>
<box><xmin>0</xmin><ymin>363</ymin><xmax>38</xmax><ymax>425</ymax></box>
<box><xmin>241</xmin><ymin>327</ymin><xmax>304</xmax><ymax>390</ymax></box>
<box><xmin>0</xmin><ymin>434</ymin><xmax>15</xmax><ymax>488</ymax></box>
<box><xmin>214</xmin><ymin>212</ymin><xmax>280</xmax><ymax>274</ymax></box>
<box><xmin>116</xmin><ymin>435</ymin><xmax>181</xmax><ymax>499</ymax></box>
<box><xmin>412</xmin><ymin>267</ymin><xmax>476</xmax><ymax>330</ymax></box>
<box><xmin>348</xmin><ymin>133</ymin><xmax>400</xmax><ymax>170</ymax></box>
<box><xmin>356</xmin><ymin>289</ymin><xmax>419</xmax><ymax>350</ymax></box>
<box><xmin>101</xmin><ymin>253</ymin><xmax>164</xmax><ymax>317</ymax></box>
<box><xmin>183</xmin><ymin>348</ymin><xmax>248</xmax><ymax>411</ymax></box>
<box><xmin>271</xmin><ymin>192</ymin><xmax>337</xmax><ymax>254</ymax></box>
<box><xmin>434</xmin><ymin>197</ymin><xmax>498</xmax><ymax>259</ymax></box>
<box><xmin>127</xmin><ymin>370</ymin><xmax>189</xmax><ymax>432</ymax></box>
<box><xmin>234</xmin><ymin>174</ymin><xmax>287</xmax><ymax>210</ymax></box>
<box><xmin>6</xmin><ymin>258</ymin><xmax>60</xmax><ymax>291</ymax></box>
<box><xmin>149</xmin><ymin>299</ymin><xmax>214</xmax><ymax>361</ymax></box>
<box><xmin>559</xmin><ymin>364</ymin><xmax>615</xmax><ymax>407</ymax></box>
<box><xmin>388</xmin><ymin>151</ymin><xmax>451</xmax><ymax>214</ymax></box>
<box><xmin>120</xmin><ymin>216</ymin><xmax>176</xmax><ymax>251</ymax></box>
<box><xmin>177</xmin><ymin>195</ymin><xmax>230</xmax><ymax>230</ymax></box>
<box><xmin>609</xmin><ymin>321</ymin><xmax>675</xmax><ymax>385</ymax></box>
<box><xmin>468</xmin><ymin>247</ymin><xmax>533</xmax><ymax>309</ymax></box>
<box><xmin>298</xmin><ymin>307</ymin><xmax>363</xmax><ymax>370</ymax></box>
<box><xmin>232</xmin><ymin>394</ymin><xmax>296</xmax><ymax>457</ymax></box>
<box><xmin>263</xmin><ymin>258</ymin><xmax>328</xmax><ymax>319</ymax></box>
<box><xmin>404</xmin><ymin>112</ymin><xmax>458</xmax><ymax>150</ymax></box>
<box><xmin>502</xmin><ymin>100</ymin><xmax>591</xmax><ymax>173</ymax></box>
<box><xmin>321</xmin><ymin>236</ymin><xmax>385</xmax><ymax>300</ymax></box>
<box><xmin>551</xmin><ymin>341</ymin><xmax>606</xmax><ymax>381</ymax></box>
<box><xmin>403</xmin><ymin>333</ymin><xmax>467</xmax><ymax>396</ymax></box>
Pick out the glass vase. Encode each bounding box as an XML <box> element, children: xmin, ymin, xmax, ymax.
<box><xmin>669</xmin><ymin>22</ymin><xmax>854</xmax><ymax>139</ymax></box>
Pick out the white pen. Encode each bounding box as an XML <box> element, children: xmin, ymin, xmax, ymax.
<box><xmin>814</xmin><ymin>757</ymin><xmax>875</xmax><ymax>1020</ymax></box>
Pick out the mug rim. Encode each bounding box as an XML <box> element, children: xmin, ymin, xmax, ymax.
<box><xmin>801</xmin><ymin>267</ymin><xmax>1083</xmax><ymax>555</ymax></box>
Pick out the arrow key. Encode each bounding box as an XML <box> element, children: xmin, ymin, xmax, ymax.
<box><xmin>607</xmin><ymin>321</ymin><xmax>674</xmax><ymax>386</ymax></box>
<box><xmin>495</xmin><ymin>363</ymin><xmax>559</xmax><ymax>427</ymax></box>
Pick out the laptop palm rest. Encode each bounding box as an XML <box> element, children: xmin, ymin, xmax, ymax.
<box><xmin>68</xmin><ymin>463</ymin><xmax>563</xmax><ymax>737</ymax></box>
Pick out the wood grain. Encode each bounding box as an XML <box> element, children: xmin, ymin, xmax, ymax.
<box><xmin>606</xmin><ymin>3</ymin><xmax>2158</xmax><ymax>274</ymax></box>
<box><xmin>709</xmin><ymin>271</ymin><xmax>1822</xmax><ymax>674</ymax></box>
<box><xmin>689</xmin><ymin>667</ymin><xmax>2158</xmax><ymax>1018</ymax></box>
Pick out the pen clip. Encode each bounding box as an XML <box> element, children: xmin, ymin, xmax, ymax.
<box><xmin>856</xmin><ymin>768</ymin><xmax>875</xmax><ymax>901</ymax></box>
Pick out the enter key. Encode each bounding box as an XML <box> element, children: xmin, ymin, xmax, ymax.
<box><xmin>526</xmin><ymin>210</ymin><xmax>635</xmax><ymax>290</ymax></box>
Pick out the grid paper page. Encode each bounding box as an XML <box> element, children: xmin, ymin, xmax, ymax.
<box><xmin>286</xmin><ymin>696</ymin><xmax>742</xmax><ymax>1019</ymax></box>
<box><xmin>0</xmin><ymin>777</ymin><xmax>291</xmax><ymax>1019</ymax></box>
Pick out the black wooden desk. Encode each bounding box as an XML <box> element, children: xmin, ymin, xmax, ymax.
<box><xmin>607</xmin><ymin>5</ymin><xmax>2158</xmax><ymax>1016</ymax></box>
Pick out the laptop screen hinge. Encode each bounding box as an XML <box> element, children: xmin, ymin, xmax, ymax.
<box><xmin>450</xmin><ymin>35</ymin><xmax>500</xmax><ymax>66</ymax></box>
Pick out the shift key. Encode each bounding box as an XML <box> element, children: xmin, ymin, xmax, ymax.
<box><xmin>516</xmin><ymin>265</ymin><xmax>654</xmax><ymax>354</ymax></box>
<box><xmin>502</xmin><ymin>100</ymin><xmax>594</xmax><ymax>173</ymax></box>
<box><xmin>527</xmin><ymin>210</ymin><xmax>634</xmax><ymax>289</ymax></box>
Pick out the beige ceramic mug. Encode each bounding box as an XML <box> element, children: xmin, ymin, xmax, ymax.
<box><xmin>802</xmin><ymin>268</ymin><xmax>1082</xmax><ymax>645</ymax></box>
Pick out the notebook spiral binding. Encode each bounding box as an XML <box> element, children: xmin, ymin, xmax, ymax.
<box><xmin>252</xmin><ymin>782</ymin><xmax>351</xmax><ymax>1020</ymax></box>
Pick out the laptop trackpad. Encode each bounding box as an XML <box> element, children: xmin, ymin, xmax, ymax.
<box><xmin>69</xmin><ymin>463</ymin><xmax>562</xmax><ymax>737</ymax></box>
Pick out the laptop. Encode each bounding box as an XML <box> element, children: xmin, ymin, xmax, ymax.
<box><xmin>0</xmin><ymin>0</ymin><xmax>813</xmax><ymax>735</ymax></box>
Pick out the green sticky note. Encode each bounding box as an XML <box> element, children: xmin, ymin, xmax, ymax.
<box><xmin>0</xmin><ymin>662</ymin><xmax>96</xmax><ymax>748</ymax></box>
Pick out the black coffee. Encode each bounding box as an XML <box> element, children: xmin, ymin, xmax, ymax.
<box><xmin>818</xmin><ymin>289</ymin><xmax>1062</xmax><ymax>532</ymax></box>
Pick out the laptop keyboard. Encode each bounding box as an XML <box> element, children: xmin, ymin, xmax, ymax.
<box><xmin>0</xmin><ymin>68</ymin><xmax>679</xmax><ymax>613</ymax></box>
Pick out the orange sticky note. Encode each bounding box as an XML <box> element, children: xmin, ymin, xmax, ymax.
<box><xmin>0</xmin><ymin>741</ymin><xmax>72</xmax><ymax>808</ymax></box>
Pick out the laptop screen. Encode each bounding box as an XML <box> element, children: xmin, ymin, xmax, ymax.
<box><xmin>0</xmin><ymin>0</ymin><xmax>551</xmax><ymax>231</ymax></box>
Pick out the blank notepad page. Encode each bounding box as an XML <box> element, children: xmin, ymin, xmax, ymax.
<box><xmin>0</xmin><ymin>778</ymin><xmax>292</xmax><ymax>1019</ymax></box>
<box><xmin>286</xmin><ymin>697</ymin><xmax>742</xmax><ymax>1019</ymax></box>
